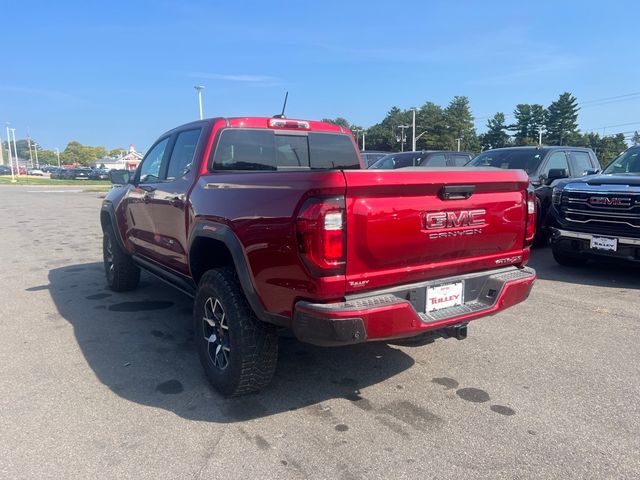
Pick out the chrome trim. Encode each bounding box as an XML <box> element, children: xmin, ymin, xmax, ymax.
<box><xmin>564</xmin><ymin>189</ymin><xmax>640</xmax><ymax>195</ymax></box>
<box><xmin>564</xmin><ymin>208</ymin><xmax>640</xmax><ymax>220</ymax></box>
<box><xmin>555</xmin><ymin>229</ymin><xmax>640</xmax><ymax>246</ymax></box>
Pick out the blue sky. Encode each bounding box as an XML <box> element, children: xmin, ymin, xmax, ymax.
<box><xmin>2</xmin><ymin>0</ymin><xmax>640</xmax><ymax>151</ymax></box>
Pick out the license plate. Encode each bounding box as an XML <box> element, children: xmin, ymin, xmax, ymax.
<box><xmin>590</xmin><ymin>236</ymin><xmax>617</xmax><ymax>252</ymax></box>
<box><xmin>426</xmin><ymin>282</ymin><xmax>463</xmax><ymax>312</ymax></box>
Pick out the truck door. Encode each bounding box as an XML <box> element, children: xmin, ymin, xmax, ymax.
<box><xmin>122</xmin><ymin>136</ymin><xmax>170</xmax><ymax>259</ymax></box>
<box><xmin>150</xmin><ymin>128</ymin><xmax>203</xmax><ymax>274</ymax></box>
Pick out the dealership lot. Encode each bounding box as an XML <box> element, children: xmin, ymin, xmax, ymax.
<box><xmin>0</xmin><ymin>185</ymin><xmax>638</xmax><ymax>480</ymax></box>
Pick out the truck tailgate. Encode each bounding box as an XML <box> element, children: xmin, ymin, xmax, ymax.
<box><xmin>343</xmin><ymin>168</ymin><xmax>530</xmax><ymax>292</ymax></box>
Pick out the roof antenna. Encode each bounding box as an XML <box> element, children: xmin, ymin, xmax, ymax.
<box><xmin>273</xmin><ymin>91</ymin><xmax>288</xmax><ymax>118</ymax></box>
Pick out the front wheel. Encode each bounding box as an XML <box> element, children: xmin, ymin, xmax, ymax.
<box><xmin>194</xmin><ymin>268</ymin><xmax>278</xmax><ymax>397</ymax></box>
<box><xmin>103</xmin><ymin>226</ymin><xmax>140</xmax><ymax>291</ymax></box>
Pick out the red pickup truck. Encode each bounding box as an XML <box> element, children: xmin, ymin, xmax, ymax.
<box><xmin>101</xmin><ymin>117</ymin><xmax>536</xmax><ymax>396</ymax></box>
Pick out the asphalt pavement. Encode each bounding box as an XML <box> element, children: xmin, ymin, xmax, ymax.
<box><xmin>0</xmin><ymin>185</ymin><xmax>638</xmax><ymax>479</ymax></box>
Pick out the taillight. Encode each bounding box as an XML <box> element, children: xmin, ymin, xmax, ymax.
<box><xmin>296</xmin><ymin>196</ymin><xmax>346</xmax><ymax>276</ymax></box>
<box><xmin>524</xmin><ymin>190</ymin><xmax>537</xmax><ymax>246</ymax></box>
<box><xmin>268</xmin><ymin>119</ymin><xmax>310</xmax><ymax>129</ymax></box>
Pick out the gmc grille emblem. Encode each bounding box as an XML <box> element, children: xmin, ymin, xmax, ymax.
<box><xmin>588</xmin><ymin>196</ymin><xmax>631</xmax><ymax>207</ymax></box>
<box><xmin>425</xmin><ymin>209</ymin><xmax>486</xmax><ymax>230</ymax></box>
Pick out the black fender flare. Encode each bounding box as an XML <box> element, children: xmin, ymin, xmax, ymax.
<box><xmin>100</xmin><ymin>202</ymin><xmax>128</xmax><ymax>252</ymax></box>
<box><xmin>189</xmin><ymin>221</ymin><xmax>289</xmax><ymax>327</ymax></box>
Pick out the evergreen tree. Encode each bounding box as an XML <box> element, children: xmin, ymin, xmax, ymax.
<box><xmin>632</xmin><ymin>131</ymin><xmax>640</xmax><ymax>146</ymax></box>
<box><xmin>511</xmin><ymin>104</ymin><xmax>545</xmax><ymax>145</ymax></box>
<box><xmin>480</xmin><ymin>113</ymin><xmax>511</xmax><ymax>150</ymax></box>
<box><xmin>444</xmin><ymin>96</ymin><xmax>479</xmax><ymax>152</ymax></box>
<box><xmin>545</xmin><ymin>92</ymin><xmax>579</xmax><ymax>145</ymax></box>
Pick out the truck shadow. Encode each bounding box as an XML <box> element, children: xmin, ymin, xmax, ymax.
<box><xmin>47</xmin><ymin>263</ymin><xmax>415</xmax><ymax>423</ymax></box>
<box><xmin>528</xmin><ymin>246</ymin><xmax>639</xmax><ymax>289</ymax></box>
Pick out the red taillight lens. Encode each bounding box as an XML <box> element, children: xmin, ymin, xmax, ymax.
<box><xmin>524</xmin><ymin>190</ymin><xmax>537</xmax><ymax>246</ymax></box>
<box><xmin>296</xmin><ymin>196</ymin><xmax>346</xmax><ymax>275</ymax></box>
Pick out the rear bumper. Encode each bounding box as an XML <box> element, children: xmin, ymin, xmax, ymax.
<box><xmin>550</xmin><ymin>228</ymin><xmax>640</xmax><ymax>263</ymax></box>
<box><xmin>292</xmin><ymin>266</ymin><xmax>536</xmax><ymax>346</ymax></box>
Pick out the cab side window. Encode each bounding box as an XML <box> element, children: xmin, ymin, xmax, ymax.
<box><xmin>139</xmin><ymin>137</ymin><xmax>169</xmax><ymax>184</ymax></box>
<box><xmin>570</xmin><ymin>151</ymin><xmax>594</xmax><ymax>176</ymax></box>
<box><xmin>424</xmin><ymin>153</ymin><xmax>447</xmax><ymax>167</ymax></box>
<box><xmin>166</xmin><ymin>129</ymin><xmax>202</xmax><ymax>180</ymax></box>
<box><xmin>543</xmin><ymin>151</ymin><xmax>569</xmax><ymax>177</ymax></box>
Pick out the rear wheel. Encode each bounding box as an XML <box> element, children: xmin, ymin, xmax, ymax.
<box><xmin>194</xmin><ymin>268</ymin><xmax>278</xmax><ymax>397</ymax></box>
<box><xmin>103</xmin><ymin>226</ymin><xmax>140</xmax><ymax>291</ymax></box>
<box><xmin>552</xmin><ymin>246</ymin><xmax>587</xmax><ymax>267</ymax></box>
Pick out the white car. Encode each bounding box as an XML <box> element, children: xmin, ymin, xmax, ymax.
<box><xmin>27</xmin><ymin>169</ymin><xmax>44</xmax><ymax>176</ymax></box>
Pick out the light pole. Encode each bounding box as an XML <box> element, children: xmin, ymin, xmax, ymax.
<box><xmin>55</xmin><ymin>148</ymin><xmax>61</xmax><ymax>167</ymax></box>
<box><xmin>456</xmin><ymin>137</ymin><xmax>462</xmax><ymax>152</ymax></box>
<box><xmin>194</xmin><ymin>85</ymin><xmax>205</xmax><ymax>120</ymax></box>
<box><xmin>397</xmin><ymin>125</ymin><xmax>410</xmax><ymax>152</ymax></box>
<box><xmin>9</xmin><ymin>128</ymin><xmax>19</xmax><ymax>175</ymax></box>
<box><xmin>32</xmin><ymin>142</ymin><xmax>39</xmax><ymax>168</ymax></box>
<box><xmin>353</xmin><ymin>129</ymin><xmax>366</xmax><ymax>151</ymax></box>
<box><xmin>411</xmin><ymin>108</ymin><xmax>417</xmax><ymax>151</ymax></box>
<box><xmin>3</xmin><ymin>129</ymin><xmax>16</xmax><ymax>182</ymax></box>
<box><xmin>27</xmin><ymin>136</ymin><xmax>34</xmax><ymax>167</ymax></box>
<box><xmin>415</xmin><ymin>130</ymin><xmax>428</xmax><ymax>146</ymax></box>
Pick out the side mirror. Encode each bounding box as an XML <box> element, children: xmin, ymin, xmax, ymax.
<box><xmin>584</xmin><ymin>168</ymin><xmax>599</xmax><ymax>176</ymax></box>
<box><xmin>109</xmin><ymin>169</ymin><xmax>132</xmax><ymax>185</ymax></box>
<box><xmin>546</xmin><ymin>168</ymin><xmax>568</xmax><ymax>185</ymax></box>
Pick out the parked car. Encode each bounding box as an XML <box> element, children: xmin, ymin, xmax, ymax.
<box><xmin>368</xmin><ymin>150</ymin><xmax>473</xmax><ymax>169</ymax></box>
<box><xmin>62</xmin><ymin>167</ymin><xmax>92</xmax><ymax>180</ymax></box>
<box><xmin>549</xmin><ymin>145</ymin><xmax>640</xmax><ymax>266</ymax></box>
<box><xmin>101</xmin><ymin>116</ymin><xmax>536</xmax><ymax>396</ymax></box>
<box><xmin>0</xmin><ymin>165</ymin><xmax>12</xmax><ymax>175</ymax></box>
<box><xmin>467</xmin><ymin>146</ymin><xmax>600</xmax><ymax>244</ymax></box>
<box><xmin>89</xmin><ymin>168</ymin><xmax>110</xmax><ymax>180</ymax></box>
<box><xmin>360</xmin><ymin>150</ymin><xmax>392</xmax><ymax>167</ymax></box>
<box><xmin>27</xmin><ymin>168</ymin><xmax>44</xmax><ymax>176</ymax></box>
<box><xmin>50</xmin><ymin>168</ymin><xmax>64</xmax><ymax>179</ymax></box>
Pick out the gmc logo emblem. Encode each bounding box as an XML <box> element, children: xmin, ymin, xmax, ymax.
<box><xmin>425</xmin><ymin>209</ymin><xmax>486</xmax><ymax>229</ymax></box>
<box><xmin>588</xmin><ymin>196</ymin><xmax>631</xmax><ymax>207</ymax></box>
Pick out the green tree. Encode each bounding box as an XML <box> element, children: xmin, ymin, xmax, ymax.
<box><xmin>511</xmin><ymin>104</ymin><xmax>545</xmax><ymax>145</ymax></box>
<box><xmin>321</xmin><ymin>117</ymin><xmax>350</xmax><ymax>129</ymax></box>
<box><xmin>415</xmin><ymin>102</ymin><xmax>448</xmax><ymax>150</ymax></box>
<box><xmin>364</xmin><ymin>124</ymin><xmax>396</xmax><ymax>151</ymax></box>
<box><xmin>109</xmin><ymin>148</ymin><xmax>126</xmax><ymax>157</ymax></box>
<box><xmin>545</xmin><ymin>92</ymin><xmax>579</xmax><ymax>145</ymax></box>
<box><xmin>632</xmin><ymin>131</ymin><xmax>640</xmax><ymax>146</ymax></box>
<box><xmin>444</xmin><ymin>96</ymin><xmax>480</xmax><ymax>153</ymax></box>
<box><xmin>479</xmin><ymin>113</ymin><xmax>511</xmax><ymax>150</ymax></box>
<box><xmin>61</xmin><ymin>141</ymin><xmax>107</xmax><ymax>166</ymax></box>
<box><xmin>575</xmin><ymin>132</ymin><xmax>627</xmax><ymax>168</ymax></box>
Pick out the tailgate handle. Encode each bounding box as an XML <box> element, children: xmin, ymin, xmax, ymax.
<box><xmin>440</xmin><ymin>185</ymin><xmax>475</xmax><ymax>200</ymax></box>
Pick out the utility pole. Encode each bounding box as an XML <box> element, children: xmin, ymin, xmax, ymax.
<box><xmin>194</xmin><ymin>85</ymin><xmax>205</xmax><ymax>120</ymax></box>
<box><xmin>55</xmin><ymin>148</ymin><xmax>61</xmax><ymax>167</ymax></box>
<box><xmin>5</xmin><ymin>127</ymin><xmax>16</xmax><ymax>182</ymax></box>
<box><xmin>9</xmin><ymin>128</ymin><xmax>19</xmax><ymax>175</ymax></box>
<box><xmin>412</xmin><ymin>108</ymin><xmax>417</xmax><ymax>151</ymax></box>
<box><xmin>456</xmin><ymin>137</ymin><xmax>462</xmax><ymax>152</ymax></box>
<box><xmin>28</xmin><ymin>136</ymin><xmax>34</xmax><ymax>167</ymax></box>
<box><xmin>397</xmin><ymin>125</ymin><xmax>410</xmax><ymax>152</ymax></box>
<box><xmin>538</xmin><ymin>127</ymin><xmax>543</xmax><ymax>146</ymax></box>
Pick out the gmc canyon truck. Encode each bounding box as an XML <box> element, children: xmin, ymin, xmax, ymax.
<box><xmin>550</xmin><ymin>146</ymin><xmax>640</xmax><ymax>266</ymax></box>
<box><xmin>101</xmin><ymin>117</ymin><xmax>536</xmax><ymax>396</ymax></box>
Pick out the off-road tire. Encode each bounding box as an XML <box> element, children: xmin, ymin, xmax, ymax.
<box><xmin>552</xmin><ymin>246</ymin><xmax>587</xmax><ymax>267</ymax></box>
<box><xmin>103</xmin><ymin>225</ymin><xmax>140</xmax><ymax>292</ymax></box>
<box><xmin>194</xmin><ymin>268</ymin><xmax>278</xmax><ymax>397</ymax></box>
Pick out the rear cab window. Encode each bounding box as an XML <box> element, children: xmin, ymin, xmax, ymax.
<box><xmin>211</xmin><ymin>129</ymin><xmax>360</xmax><ymax>171</ymax></box>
